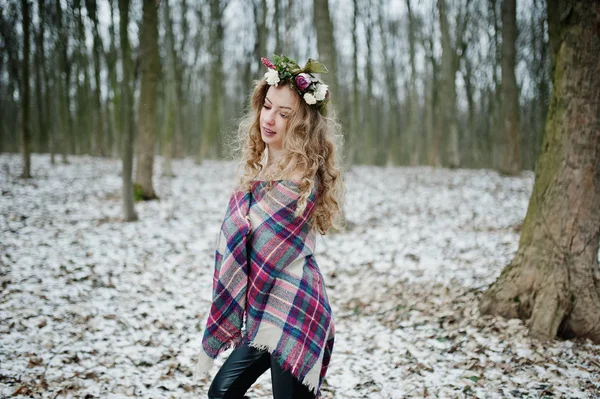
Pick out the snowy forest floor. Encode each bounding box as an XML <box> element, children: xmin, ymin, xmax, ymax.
<box><xmin>1</xmin><ymin>154</ymin><xmax>599</xmax><ymax>399</ymax></box>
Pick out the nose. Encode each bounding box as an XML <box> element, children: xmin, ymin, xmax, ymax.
<box><xmin>265</xmin><ymin>109</ymin><xmax>275</xmax><ymax>125</ymax></box>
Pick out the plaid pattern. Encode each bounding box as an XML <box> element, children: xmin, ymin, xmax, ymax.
<box><xmin>197</xmin><ymin>180</ymin><xmax>334</xmax><ymax>397</ymax></box>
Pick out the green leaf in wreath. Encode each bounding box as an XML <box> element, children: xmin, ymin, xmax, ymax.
<box><xmin>302</xmin><ymin>59</ymin><xmax>328</xmax><ymax>74</ymax></box>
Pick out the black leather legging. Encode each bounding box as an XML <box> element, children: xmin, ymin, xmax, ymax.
<box><xmin>208</xmin><ymin>343</ymin><xmax>316</xmax><ymax>399</ymax></box>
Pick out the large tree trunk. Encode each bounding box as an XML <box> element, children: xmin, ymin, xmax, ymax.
<box><xmin>119</xmin><ymin>0</ymin><xmax>138</xmax><ymax>222</ymax></box>
<box><xmin>135</xmin><ymin>0</ymin><xmax>160</xmax><ymax>201</ymax></box>
<box><xmin>501</xmin><ymin>0</ymin><xmax>520</xmax><ymax>174</ymax></box>
<box><xmin>20</xmin><ymin>0</ymin><xmax>31</xmax><ymax>178</ymax></box>
<box><xmin>480</xmin><ymin>0</ymin><xmax>600</xmax><ymax>343</ymax></box>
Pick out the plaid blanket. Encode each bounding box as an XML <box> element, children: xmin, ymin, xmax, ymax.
<box><xmin>196</xmin><ymin>180</ymin><xmax>335</xmax><ymax>397</ymax></box>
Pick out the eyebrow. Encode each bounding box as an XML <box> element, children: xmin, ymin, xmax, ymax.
<box><xmin>265</xmin><ymin>96</ymin><xmax>292</xmax><ymax>111</ymax></box>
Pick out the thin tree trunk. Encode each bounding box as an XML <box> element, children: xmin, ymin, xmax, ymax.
<box><xmin>200</xmin><ymin>0</ymin><xmax>225</xmax><ymax>160</ymax></box>
<box><xmin>86</xmin><ymin>0</ymin><xmax>105</xmax><ymax>156</ymax></box>
<box><xmin>20</xmin><ymin>0</ymin><xmax>31</xmax><ymax>178</ymax></box>
<box><xmin>161</xmin><ymin>0</ymin><xmax>178</xmax><ymax>175</ymax></box>
<box><xmin>274</xmin><ymin>0</ymin><xmax>282</xmax><ymax>54</ymax></box>
<box><xmin>135</xmin><ymin>0</ymin><xmax>160</xmax><ymax>200</ymax></box>
<box><xmin>119</xmin><ymin>0</ymin><xmax>138</xmax><ymax>221</ymax></box>
<box><xmin>501</xmin><ymin>0</ymin><xmax>520</xmax><ymax>174</ymax></box>
<box><xmin>437</xmin><ymin>0</ymin><xmax>460</xmax><ymax>168</ymax></box>
<box><xmin>480</xmin><ymin>0</ymin><xmax>600</xmax><ymax>344</ymax></box>
<box><xmin>55</xmin><ymin>0</ymin><xmax>69</xmax><ymax>163</ymax></box>
<box><xmin>378</xmin><ymin>1</ymin><xmax>400</xmax><ymax>166</ymax></box>
<box><xmin>107</xmin><ymin>0</ymin><xmax>120</xmax><ymax>158</ymax></box>
<box><xmin>406</xmin><ymin>0</ymin><xmax>420</xmax><ymax>166</ymax></box>
<box><xmin>34</xmin><ymin>0</ymin><xmax>45</xmax><ymax>154</ymax></box>
<box><xmin>463</xmin><ymin>57</ymin><xmax>479</xmax><ymax>167</ymax></box>
<box><xmin>313</xmin><ymin>0</ymin><xmax>338</xmax><ymax>100</ymax></box>
<box><xmin>423</xmin><ymin>26</ymin><xmax>440</xmax><ymax>167</ymax></box>
<box><xmin>347</xmin><ymin>0</ymin><xmax>359</xmax><ymax>167</ymax></box>
<box><xmin>364</xmin><ymin>2</ymin><xmax>375</xmax><ymax>164</ymax></box>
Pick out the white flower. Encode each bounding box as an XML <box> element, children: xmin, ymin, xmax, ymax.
<box><xmin>303</xmin><ymin>93</ymin><xmax>317</xmax><ymax>105</ymax></box>
<box><xmin>314</xmin><ymin>84</ymin><xmax>328</xmax><ymax>101</ymax></box>
<box><xmin>264</xmin><ymin>69</ymin><xmax>280</xmax><ymax>86</ymax></box>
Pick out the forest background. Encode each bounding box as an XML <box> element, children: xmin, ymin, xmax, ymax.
<box><xmin>1</xmin><ymin>0</ymin><xmax>547</xmax><ymax>175</ymax></box>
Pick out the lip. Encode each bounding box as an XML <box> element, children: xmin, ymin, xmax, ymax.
<box><xmin>263</xmin><ymin>126</ymin><xmax>277</xmax><ymax>135</ymax></box>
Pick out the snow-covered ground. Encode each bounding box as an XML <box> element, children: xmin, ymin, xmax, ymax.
<box><xmin>1</xmin><ymin>154</ymin><xmax>598</xmax><ymax>399</ymax></box>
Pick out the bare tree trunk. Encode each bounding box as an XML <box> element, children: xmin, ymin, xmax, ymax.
<box><xmin>34</xmin><ymin>0</ymin><xmax>45</xmax><ymax>154</ymax></box>
<box><xmin>437</xmin><ymin>0</ymin><xmax>470</xmax><ymax>168</ymax></box>
<box><xmin>135</xmin><ymin>0</ymin><xmax>160</xmax><ymax>201</ymax></box>
<box><xmin>480</xmin><ymin>0</ymin><xmax>600</xmax><ymax>344</ymax></box>
<box><xmin>378</xmin><ymin>1</ymin><xmax>400</xmax><ymax>166</ymax></box>
<box><xmin>54</xmin><ymin>0</ymin><xmax>69</xmax><ymax>163</ymax></box>
<box><xmin>161</xmin><ymin>0</ymin><xmax>178</xmax><ymax>176</ymax></box>
<box><xmin>406</xmin><ymin>0</ymin><xmax>420</xmax><ymax>166</ymax></box>
<box><xmin>20</xmin><ymin>0</ymin><xmax>31</xmax><ymax>178</ymax></box>
<box><xmin>119</xmin><ymin>0</ymin><xmax>138</xmax><ymax>222</ymax></box>
<box><xmin>285</xmin><ymin>0</ymin><xmax>294</xmax><ymax>53</ymax></box>
<box><xmin>423</xmin><ymin>24</ymin><xmax>440</xmax><ymax>167</ymax></box>
<box><xmin>364</xmin><ymin>2</ymin><xmax>375</xmax><ymax>164</ymax></box>
<box><xmin>254</xmin><ymin>0</ymin><xmax>267</xmax><ymax>60</ymax></box>
<box><xmin>200</xmin><ymin>0</ymin><xmax>225</xmax><ymax>160</ymax></box>
<box><xmin>437</xmin><ymin>0</ymin><xmax>458</xmax><ymax>168</ymax></box>
<box><xmin>347</xmin><ymin>0</ymin><xmax>360</xmax><ymax>167</ymax></box>
<box><xmin>38</xmin><ymin>0</ymin><xmax>53</xmax><ymax>161</ymax></box>
<box><xmin>462</xmin><ymin>57</ymin><xmax>479</xmax><ymax>167</ymax></box>
<box><xmin>501</xmin><ymin>0</ymin><xmax>520</xmax><ymax>174</ymax></box>
<box><xmin>74</xmin><ymin>0</ymin><xmax>91</xmax><ymax>155</ymax></box>
<box><xmin>274</xmin><ymin>0</ymin><xmax>282</xmax><ymax>54</ymax></box>
<box><xmin>86</xmin><ymin>0</ymin><xmax>105</xmax><ymax>156</ymax></box>
<box><xmin>313</xmin><ymin>0</ymin><xmax>338</xmax><ymax>100</ymax></box>
<box><xmin>106</xmin><ymin>0</ymin><xmax>120</xmax><ymax>158</ymax></box>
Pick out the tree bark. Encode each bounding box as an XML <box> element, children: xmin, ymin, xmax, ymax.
<box><xmin>437</xmin><ymin>0</ymin><xmax>459</xmax><ymax>168</ymax></box>
<box><xmin>135</xmin><ymin>0</ymin><xmax>160</xmax><ymax>201</ymax></box>
<box><xmin>86</xmin><ymin>0</ymin><xmax>105</xmax><ymax>156</ymax></box>
<box><xmin>480</xmin><ymin>0</ymin><xmax>600</xmax><ymax>343</ymax></box>
<box><xmin>161</xmin><ymin>0</ymin><xmax>178</xmax><ymax>176</ymax></box>
<box><xmin>347</xmin><ymin>0</ymin><xmax>360</xmax><ymax>167</ymax></box>
<box><xmin>107</xmin><ymin>0</ymin><xmax>120</xmax><ymax>158</ymax></box>
<box><xmin>501</xmin><ymin>0</ymin><xmax>520</xmax><ymax>174</ymax></box>
<box><xmin>20</xmin><ymin>0</ymin><xmax>31</xmax><ymax>178</ymax></box>
<box><xmin>313</xmin><ymin>0</ymin><xmax>338</xmax><ymax>102</ymax></box>
<box><xmin>405</xmin><ymin>0</ymin><xmax>420</xmax><ymax>166</ymax></box>
<box><xmin>119</xmin><ymin>0</ymin><xmax>138</xmax><ymax>222</ymax></box>
<box><xmin>200</xmin><ymin>0</ymin><xmax>225</xmax><ymax>160</ymax></box>
<box><xmin>34</xmin><ymin>0</ymin><xmax>45</xmax><ymax>154</ymax></box>
<box><xmin>54</xmin><ymin>0</ymin><xmax>70</xmax><ymax>163</ymax></box>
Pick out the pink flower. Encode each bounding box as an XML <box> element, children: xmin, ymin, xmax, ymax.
<box><xmin>295</xmin><ymin>73</ymin><xmax>312</xmax><ymax>91</ymax></box>
<box><xmin>261</xmin><ymin>57</ymin><xmax>275</xmax><ymax>69</ymax></box>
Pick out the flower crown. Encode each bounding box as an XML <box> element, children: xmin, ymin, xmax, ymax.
<box><xmin>261</xmin><ymin>55</ymin><xmax>329</xmax><ymax>110</ymax></box>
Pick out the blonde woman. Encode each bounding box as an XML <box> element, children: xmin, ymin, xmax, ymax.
<box><xmin>196</xmin><ymin>55</ymin><xmax>344</xmax><ymax>399</ymax></box>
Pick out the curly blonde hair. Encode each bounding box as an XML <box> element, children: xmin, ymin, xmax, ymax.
<box><xmin>233</xmin><ymin>79</ymin><xmax>344</xmax><ymax>234</ymax></box>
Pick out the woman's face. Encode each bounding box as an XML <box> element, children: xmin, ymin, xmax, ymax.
<box><xmin>260</xmin><ymin>84</ymin><xmax>298</xmax><ymax>151</ymax></box>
